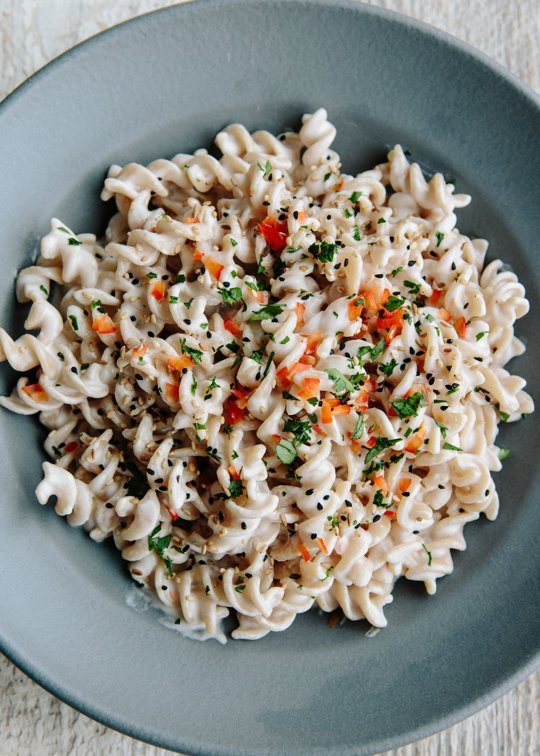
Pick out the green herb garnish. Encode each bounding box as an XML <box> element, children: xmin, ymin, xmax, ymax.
<box><xmin>180</xmin><ymin>339</ymin><xmax>203</xmax><ymax>364</ymax></box>
<box><xmin>325</xmin><ymin>368</ymin><xmax>356</xmax><ymax>395</ymax></box>
<box><xmin>276</xmin><ymin>439</ymin><xmax>298</xmax><ymax>465</ymax></box>
<box><xmin>352</xmin><ymin>415</ymin><xmax>365</xmax><ymax>439</ymax></box>
<box><xmin>218</xmin><ymin>286</ymin><xmax>243</xmax><ymax>305</ymax></box>
<box><xmin>390</xmin><ymin>391</ymin><xmax>426</xmax><ymax>419</ymax></box>
<box><xmin>247</xmin><ymin>304</ymin><xmax>285</xmax><ymax>322</ymax></box>
<box><xmin>365</xmin><ymin>437</ymin><xmax>401</xmax><ymax>464</ymax></box>
<box><xmin>148</xmin><ymin>525</ymin><xmax>173</xmax><ymax>577</ymax></box>
<box><xmin>309</xmin><ymin>241</ymin><xmax>338</xmax><ymax>263</ymax></box>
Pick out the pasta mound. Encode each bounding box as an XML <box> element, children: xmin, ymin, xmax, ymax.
<box><xmin>0</xmin><ymin>109</ymin><xmax>532</xmax><ymax>641</ymax></box>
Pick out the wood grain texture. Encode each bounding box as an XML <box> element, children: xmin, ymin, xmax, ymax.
<box><xmin>0</xmin><ymin>1</ymin><xmax>538</xmax><ymax>754</ymax></box>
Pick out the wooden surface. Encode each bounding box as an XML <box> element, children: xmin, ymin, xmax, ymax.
<box><xmin>1</xmin><ymin>1</ymin><xmax>539</xmax><ymax>753</ymax></box>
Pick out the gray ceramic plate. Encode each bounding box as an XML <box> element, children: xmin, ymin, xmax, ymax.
<box><xmin>0</xmin><ymin>1</ymin><xmax>538</xmax><ymax>754</ymax></box>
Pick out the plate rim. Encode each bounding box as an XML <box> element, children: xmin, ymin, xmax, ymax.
<box><xmin>0</xmin><ymin>1</ymin><xmax>539</xmax><ymax>754</ymax></box>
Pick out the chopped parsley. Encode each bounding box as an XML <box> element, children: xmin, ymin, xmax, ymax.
<box><xmin>262</xmin><ymin>351</ymin><xmax>275</xmax><ymax>379</ymax></box>
<box><xmin>229</xmin><ymin>479</ymin><xmax>243</xmax><ymax>497</ymax></box>
<box><xmin>180</xmin><ymin>339</ymin><xmax>203</xmax><ymax>364</ymax></box>
<box><xmin>218</xmin><ymin>286</ymin><xmax>243</xmax><ymax>305</ymax></box>
<box><xmin>443</xmin><ymin>442</ymin><xmax>461</xmax><ymax>451</ymax></box>
<box><xmin>353</xmin><ymin>227</ymin><xmax>361</xmax><ymax>242</ymax></box>
<box><xmin>435</xmin><ymin>231</ymin><xmax>445</xmax><ymax>247</ymax></box>
<box><xmin>476</xmin><ymin>331</ymin><xmax>489</xmax><ymax>341</ymax></box>
<box><xmin>308</xmin><ymin>241</ymin><xmax>338</xmax><ymax>263</ymax></box>
<box><xmin>283</xmin><ymin>418</ymin><xmax>312</xmax><ymax>447</ymax></box>
<box><xmin>39</xmin><ymin>284</ymin><xmax>48</xmax><ymax>295</ymax></box>
<box><xmin>230</xmin><ymin>238</ymin><xmax>238</xmax><ymax>247</ymax></box>
<box><xmin>247</xmin><ymin>304</ymin><xmax>285</xmax><ymax>321</ymax></box>
<box><xmin>276</xmin><ymin>439</ymin><xmax>297</xmax><ymax>465</ymax></box>
<box><xmin>404</xmin><ymin>280</ymin><xmax>422</xmax><ymax>295</ymax></box>
<box><xmin>68</xmin><ymin>314</ymin><xmax>78</xmax><ymax>331</ymax></box>
<box><xmin>500</xmin><ymin>411</ymin><xmax>510</xmax><ymax>422</ymax></box>
<box><xmin>148</xmin><ymin>525</ymin><xmax>173</xmax><ymax>577</ymax></box>
<box><xmin>325</xmin><ymin>368</ymin><xmax>356</xmax><ymax>395</ymax></box>
<box><xmin>498</xmin><ymin>446</ymin><xmax>510</xmax><ymax>461</ymax></box>
<box><xmin>390</xmin><ymin>391</ymin><xmax>426</xmax><ymax>419</ymax></box>
<box><xmin>245</xmin><ymin>279</ymin><xmax>266</xmax><ymax>292</ymax></box>
<box><xmin>373</xmin><ymin>489</ymin><xmax>387</xmax><ymax>507</ymax></box>
<box><xmin>435</xmin><ymin>420</ymin><xmax>448</xmax><ymax>439</ymax></box>
<box><xmin>446</xmin><ymin>383</ymin><xmax>459</xmax><ymax>395</ymax></box>
<box><xmin>422</xmin><ymin>543</ymin><xmax>432</xmax><ymax>566</ymax></box>
<box><xmin>349</xmin><ymin>191</ymin><xmax>362</xmax><ymax>203</ymax></box>
<box><xmin>258</xmin><ymin>159</ymin><xmax>272</xmax><ymax>179</ymax></box>
<box><xmin>379</xmin><ymin>359</ymin><xmax>398</xmax><ymax>376</ymax></box>
<box><xmin>282</xmin><ymin>391</ymin><xmax>297</xmax><ymax>401</ymax></box>
<box><xmin>384</xmin><ymin>295</ymin><xmax>405</xmax><ymax>312</ymax></box>
<box><xmin>365</xmin><ymin>437</ymin><xmax>401</xmax><ymax>464</ymax></box>
<box><xmin>68</xmin><ymin>237</ymin><xmax>82</xmax><ymax>246</ymax></box>
<box><xmin>352</xmin><ymin>415</ymin><xmax>365</xmax><ymax>439</ymax></box>
<box><xmin>169</xmin><ymin>296</ymin><xmax>179</xmax><ymax>304</ymax></box>
<box><xmin>391</xmin><ymin>267</ymin><xmax>403</xmax><ymax>277</ymax></box>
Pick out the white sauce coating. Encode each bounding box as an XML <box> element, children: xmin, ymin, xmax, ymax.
<box><xmin>0</xmin><ymin>109</ymin><xmax>533</xmax><ymax>640</ymax></box>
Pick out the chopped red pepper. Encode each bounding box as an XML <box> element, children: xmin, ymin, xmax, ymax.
<box><xmin>430</xmin><ymin>288</ymin><xmax>443</xmax><ymax>306</ymax></box>
<box><xmin>257</xmin><ymin>215</ymin><xmax>288</xmax><ymax>253</ymax></box>
<box><xmin>150</xmin><ymin>281</ymin><xmax>166</xmax><ymax>301</ymax></box>
<box><xmin>224</xmin><ymin>398</ymin><xmax>245</xmax><ymax>425</ymax></box>
<box><xmin>455</xmin><ymin>316</ymin><xmax>467</xmax><ymax>338</ymax></box>
<box><xmin>165</xmin><ymin>382</ymin><xmax>179</xmax><ymax>402</ymax></box>
<box><xmin>231</xmin><ymin>384</ymin><xmax>252</xmax><ymax>409</ymax></box>
<box><xmin>205</xmin><ymin>256</ymin><xmax>224</xmax><ymax>280</ymax></box>
<box><xmin>316</xmin><ymin>537</ymin><xmax>328</xmax><ymax>555</ymax></box>
<box><xmin>92</xmin><ymin>313</ymin><xmax>117</xmax><ymax>334</ymax></box>
<box><xmin>224</xmin><ymin>318</ymin><xmax>243</xmax><ymax>337</ymax></box>
<box><xmin>22</xmin><ymin>383</ymin><xmax>49</xmax><ymax>402</ymax></box>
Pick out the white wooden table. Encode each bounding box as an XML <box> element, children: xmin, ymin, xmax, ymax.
<box><xmin>1</xmin><ymin>1</ymin><xmax>538</xmax><ymax>753</ymax></box>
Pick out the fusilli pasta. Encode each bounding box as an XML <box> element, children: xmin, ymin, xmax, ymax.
<box><xmin>0</xmin><ymin>109</ymin><xmax>532</xmax><ymax>641</ymax></box>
